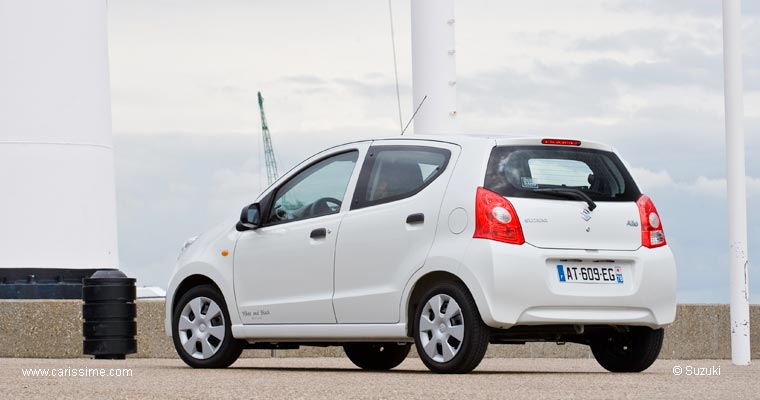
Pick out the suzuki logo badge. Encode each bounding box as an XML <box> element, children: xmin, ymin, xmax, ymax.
<box><xmin>580</xmin><ymin>208</ymin><xmax>592</xmax><ymax>222</ymax></box>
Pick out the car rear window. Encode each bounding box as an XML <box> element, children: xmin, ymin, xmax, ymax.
<box><xmin>484</xmin><ymin>146</ymin><xmax>640</xmax><ymax>202</ymax></box>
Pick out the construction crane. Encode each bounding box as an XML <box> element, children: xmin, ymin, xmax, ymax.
<box><xmin>258</xmin><ymin>91</ymin><xmax>279</xmax><ymax>185</ymax></box>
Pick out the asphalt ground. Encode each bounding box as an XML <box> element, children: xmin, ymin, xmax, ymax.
<box><xmin>4</xmin><ymin>357</ymin><xmax>757</xmax><ymax>400</ymax></box>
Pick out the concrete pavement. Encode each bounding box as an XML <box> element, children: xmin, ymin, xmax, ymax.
<box><xmin>4</xmin><ymin>357</ymin><xmax>757</xmax><ymax>399</ymax></box>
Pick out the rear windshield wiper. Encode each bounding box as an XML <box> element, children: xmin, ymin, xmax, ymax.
<box><xmin>531</xmin><ymin>188</ymin><xmax>597</xmax><ymax>211</ymax></box>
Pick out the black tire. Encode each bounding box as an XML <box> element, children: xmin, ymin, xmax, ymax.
<box><xmin>172</xmin><ymin>284</ymin><xmax>244</xmax><ymax>368</ymax></box>
<box><xmin>590</xmin><ymin>327</ymin><xmax>664</xmax><ymax>372</ymax></box>
<box><xmin>413</xmin><ymin>281</ymin><xmax>490</xmax><ymax>374</ymax></box>
<box><xmin>344</xmin><ymin>342</ymin><xmax>412</xmax><ymax>370</ymax></box>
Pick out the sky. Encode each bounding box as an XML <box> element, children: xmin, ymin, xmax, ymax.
<box><xmin>108</xmin><ymin>0</ymin><xmax>759</xmax><ymax>303</ymax></box>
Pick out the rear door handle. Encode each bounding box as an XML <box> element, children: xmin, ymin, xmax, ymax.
<box><xmin>406</xmin><ymin>213</ymin><xmax>425</xmax><ymax>224</ymax></box>
<box><xmin>310</xmin><ymin>228</ymin><xmax>327</xmax><ymax>239</ymax></box>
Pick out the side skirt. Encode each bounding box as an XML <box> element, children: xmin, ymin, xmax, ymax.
<box><xmin>231</xmin><ymin>323</ymin><xmax>411</xmax><ymax>343</ymax></box>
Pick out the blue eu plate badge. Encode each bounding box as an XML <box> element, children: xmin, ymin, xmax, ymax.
<box><xmin>557</xmin><ymin>265</ymin><xmax>566</xmax><ymax>282</ymax></box>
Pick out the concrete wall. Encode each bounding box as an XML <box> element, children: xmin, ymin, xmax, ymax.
<box><xmin>1</xmin><ymin>300</ymin><xmax>757</xmax><ymax>359</ymax></box>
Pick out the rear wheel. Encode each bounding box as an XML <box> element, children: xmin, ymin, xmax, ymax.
<box><xmin>590</xmin><ymin>327</ymin><xmax>664</xmax><ymax>372</ymax></box>
<box><xmin>413</xmin><ymin>281</ymin><xmax>490</xmax><ymax>374</ymax></box>
<box><xmin>172</xmin><ymin>285</ymin><xmax>243</xmax><ymax>368</ymax></box>
<box><xmin>344</xmin><ymin>343</ymin><xmax>411</xmax><ymax>370</ymax></box>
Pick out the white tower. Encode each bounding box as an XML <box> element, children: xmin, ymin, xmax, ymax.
<box><xmin>411</xmin><ymin>0</ymin><xmax>458</xmax><ymax>135</ymax></box>
<box><xmin>0</xmin><ymin>0</ymin><xmax>118</xmax><ymax>295</ymax></box>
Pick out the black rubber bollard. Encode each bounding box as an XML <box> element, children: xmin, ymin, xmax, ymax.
<box><xmin>82</xmin><ymin>270</ymin><xmax>137</xmax><ymax>359</ymax></box>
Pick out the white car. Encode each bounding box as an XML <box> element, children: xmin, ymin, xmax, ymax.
<box><xmin>166</xmin><ymin>135</ymin><xmax>676</xmax><ymax>374</ymax></box>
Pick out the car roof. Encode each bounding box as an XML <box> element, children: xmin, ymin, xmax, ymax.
<box><xmin>370</xmin><ymin>134</ymin><xmax>614</xmax><ymax>152</ymax></box>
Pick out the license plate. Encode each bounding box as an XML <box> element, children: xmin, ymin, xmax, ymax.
<box><xmin>556</xmin><ymin>264</ymin><xmax>624</xmax><ymax>284</ymax></box>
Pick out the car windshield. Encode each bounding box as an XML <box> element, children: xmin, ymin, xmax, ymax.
<box><xmin>484</xmin><ymin>145</ymin><xmax>640</xmax><ymax>202</ymax></box>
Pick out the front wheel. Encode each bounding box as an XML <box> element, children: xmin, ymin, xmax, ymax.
<box><xmin>172</xmin><ymin>284</ymin><xmax>243</xmax><ymax>368</ymax></box>
<box><xmin>590</xmin><ymin>327</ymin><xmax>664</xmax><ymax>372</ymax></box>
<box><xmin>413</xmin><ymin>282</ymin><xmax>490</xmax><ymax>374</ymax></box>
<box><xmin>344</xmin><ymin>343</ymin><xmax>411</xmax><ymax>370</ymax></box>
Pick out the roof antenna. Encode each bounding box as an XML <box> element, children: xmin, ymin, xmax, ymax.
<box><xmin>401</xmin><ymin>95</ymin><xmax>427</xmax><ymax>136</ymax></box>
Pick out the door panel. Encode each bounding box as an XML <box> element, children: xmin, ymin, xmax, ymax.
<box><xmin>234</xmin><ymin>216</ymin><xmax>342</xmax><ymax>324</ymax></box>
<box><xmin>233</xmin><ymin>146</ymin><xmax>365</xmax><ymax>324</ymax></box>
<box><xmin>333</xmin><ymin>141</ymin><xmax>461</xmax><ymax>323</ymax></box>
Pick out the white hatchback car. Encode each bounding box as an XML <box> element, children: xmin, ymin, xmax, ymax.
<box><xmin>166</xmin><ymin>135</ymin><xmax>676</xmax><ymax>374</ymax></box>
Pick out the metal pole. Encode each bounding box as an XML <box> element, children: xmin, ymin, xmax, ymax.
<box><xmin>722</xmin><ymin>0</ymin><xmax>751</xmax><ymax>366</ymax></box>
<box><xmin>410</xmin><ymin>0</ymin><xmax>458</xmax><ymax>135</ymax></box>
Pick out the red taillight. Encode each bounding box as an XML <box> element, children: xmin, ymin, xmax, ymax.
<box><xmin>541</xmin><ymin>138</ymin><xmax>581</xmax><ymax>146</ymax></box>
<box><xmin>473</xmin><ymin>187</ymin><xmax>524</xmax><ymax>245</ymax></box>
<box><xmin>637</xmin><ymin>194</ymin><xmax>666</xmax><ymax>248</ymax></box>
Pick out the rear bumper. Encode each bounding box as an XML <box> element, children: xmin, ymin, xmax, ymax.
<box><xmin>461</xmin><ymin>240</ymin><xmax>677</xmax><ymax>329</ymax></box>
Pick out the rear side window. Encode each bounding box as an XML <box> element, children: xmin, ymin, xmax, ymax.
<box><xmin>352</xmin><ymin>145</ymin><xmax>450</xmax><ymax>209</ymax></box>
<box><xmin>484</xmin><ymin>146</ymin><xmax>640</xmax><ymax>202</ymax></box>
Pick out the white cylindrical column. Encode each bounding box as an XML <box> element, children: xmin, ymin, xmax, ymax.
<box><xmin>0</xmin><ymin>0</ymin><xmax>118</xmax><ymax>270</ymax></box>
<box><xmin>722</xmin><ymin>0</ymin><xmax>751</xmax><ymax>366</ymax></box>
<box><xmin>410</xmin><ymin>0</ymin><xmax>458</xmax><ymax>135</ymax></box>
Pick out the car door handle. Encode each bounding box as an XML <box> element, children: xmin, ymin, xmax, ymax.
<box><xmin>406</xmin><ymin>213</ymin><xmax>425</xmax><ymax>224</ymax></box>
<box><xmin>310</xmin><ymin>228</ymin><xmax>327</xmax><ymax>239</ymax></box>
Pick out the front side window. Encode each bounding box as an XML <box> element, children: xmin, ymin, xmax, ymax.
<box><xmin>268</xmin><ymin>151</ymin><xmax>358</xmax><ymax>224</ymax></box>
<box><xmin>352</xmin><ymin>145</ymin><xmax>450</xmax><ymax>209</ymax></box>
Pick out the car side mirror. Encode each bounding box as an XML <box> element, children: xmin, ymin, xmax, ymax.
<box><xmin>237</xmin><ymin>203</ymin><xmax>261</xmax><ymax>231</ymax></box>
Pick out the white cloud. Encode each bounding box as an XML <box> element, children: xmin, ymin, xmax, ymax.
<box><xmin>631</xmin><ymin>167</ymin><xmax>760</xmax><ymax>198</ymax></box>
<box><xmin>208</xmin><ymin>157</ymin><xmax>265</xmax><ymax>219</ymax></box>
<box><xmin>629</xmin><ymin>167</ymin><xmax>674</xmax><ymax>191</ymax></box>
<box><xmin>687</xmin><ymin>175</ymin><xmax>760</xmax><ymax>198</ymax></box>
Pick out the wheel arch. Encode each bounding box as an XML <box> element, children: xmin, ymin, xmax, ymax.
<box><xmin>404</xmin><ymin>271</ymin><xmax>471</xmax><ymax>337</ymax></box>
<box><xmin>171</xmin><ymin>274</ymin><xmax>223</xmax><ymax>314</ymax></box>
<box><xmin>165</xmin><ymin>265</ymin><xmax>239</xmax><ymax>336</ymax></box>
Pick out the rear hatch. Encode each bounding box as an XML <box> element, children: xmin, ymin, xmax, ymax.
<box><xmin>484</xmin><ymin>140</ymin><xmax>642</xmax><ymax>251</ymax></box>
